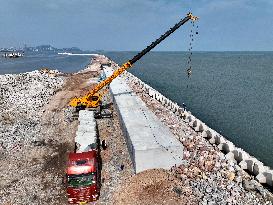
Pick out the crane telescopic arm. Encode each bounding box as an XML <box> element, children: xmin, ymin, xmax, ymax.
<box><xmin>69</xmin><ymin>12</ymin><xmax>198</xmax><ymax>108</ymax></box>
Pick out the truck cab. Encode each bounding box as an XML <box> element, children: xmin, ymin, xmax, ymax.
<box><xmin>66</xmin><ymin>151</ymin><xmax>100</xmax><ymax>204</ymax></box>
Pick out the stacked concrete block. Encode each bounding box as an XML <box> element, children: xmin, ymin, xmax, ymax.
<box><xmin>208</xmin><ymin>131</ymin><xmax>221</xmax><ymax>144</ymax></box>
<box><xmin>105</xmin><ymin>68</ymin><xmax>184</xmax><ymax>173</ymax></box>
<box><xmin>239</xmin><ymin>157</ymin><xmax>259</xmax><ymax>173</ymax></box>
<box><xmin>253</xmin><ymin>161</ymin><xmax>269</xmax><ymax>176</ymax></box>
<box><xmin>194</xmin><ymin>121</ymin><xmax>205</xmax><ymax>132</ymax></box>
<box><xmin>265</xmin><ymin>171</ymin><xmax>273</xmax><ymax>186</ymax></box>
<box><xmin>188</xmin><ymin>117</ymin><xmax>206</xmax><ymax>132</ymax></box>
<box><xmin>255</xmin><ymin>170</ymin><xmax>273</xmax><ymax>186</ymax></box>
<box><xmin>75</xmin><ymin>110</ymin><xmax>97</xmax><ymax>153</ymax></box>
<box><xmin>225</xmin><ymin>149</ymin><xmax>238</xmax><ymax>161</ymax></box>
<box><xmin>256</xmin><ymin>173</ymin><xmax>267</xmax><ymax>184</ymax></box>
<box><xmin>185</xmin><ymin>113</ymin><xmax>194</xmax><ymax>123</ymax></box>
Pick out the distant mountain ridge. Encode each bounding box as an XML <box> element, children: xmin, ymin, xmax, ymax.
<box><xmin>0</xmin><ymin>45</ymin><xmax>84</xmax><ymax>53</ymax></box>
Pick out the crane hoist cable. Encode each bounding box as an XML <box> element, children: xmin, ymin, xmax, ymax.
<box><xmin>186</xmin><ymin>20</ymin><xmax>198</xmax><ymax>79</ymax></box>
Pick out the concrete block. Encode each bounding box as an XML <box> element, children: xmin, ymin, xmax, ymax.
<box><xmin>178</xmin><ymin>108</ymin><xmax>184</xmax><ymax>115</ymax></box>
<box><xmin>253</xmin><ymin>161</ymin><xmax>269</xmax><ymax>176</ymax></box>
<box><xmin>80</xmin><ymin>120</ymin><xmax>96</xmax><ymax>126</ymax></box>
<box><xmin>189</xmin><ymin>117</ymin><xmax>197</xmax><ymax>127</ymax></box>
<box><xmin>104</xmin><ymin>67</ymin><xmax>184</xmax><ymax>173</ymax></box>
<box><xmin>185</xmin><ymin>114</ymin><xmax>193</xmax><ymax>123</ymax></box>
<box><xmin>77</xmin><ymin>125</ymin><xmax>96</xmax><ymax>133</ymax></box>
<box><xmin>265</xmin><ymin>170</ymin><xmax>273</xmax><ymax>186</ymax></box>
<box><xmin>160</xmin><ymin>97</ymin><xmax>166</xmax><ymax>105</ymax></box>
<box><xmin>202</xmin><ymin>128</ymin><xmax>213</xmax><ymax>139</ymax></box>
<box><xmin>219</xmin><ymin>141</ymin><xmax>235</xmax><ymax>153</ymax></box>
<box><xmin>239</xmin><ymin>160</ymin><xmax>248</xmax><ymax>169</ymax></box>
<box><xmin>75</xmin><ymin>132</ymin><xmax>97</xmax><ymax>152</ymax></box>
<box><xmin>79</xmin><ymin>110</ymin><xmax>94</xmax><ymax>117</ymax></box>
<box><xmin>78</xmin><ymin>114</ymin><xmax>95</xmax><ymax>121</ymax></box>
<box><xmin>237</xmin><ymin>149</ymin><xmax>250</xmax><ymax>162</ymax></box>
<box><xmin>158</xmin><ymin>95</ymin><xmax>164</xmax><ymax>103</ymax></box>
<box><xmin>216</xmin><ymin>136</ymin><xmax>227</xmax><ymax>145</ymax></box>
<box><xmin>239</xmin><ymin>158</ymin><xmax>258</xmax><ymax>173</ymax></box>
<box><xmin>194</xmin><ymin>121</ymin><xmax>205</xmax><ymax>132</ymax></box>
<box><xmin>143</xmin><ymin>85</ymin><xmax>149</xmax><ymax>93</ymax></box>
<box><xmin>256</xmin><ymin>173</ymin><xmax>267</xmax><ymax>184</ymax></box>
<box><xmin>156</xmin><ymin>94</ymin><xmax>160</xmax><ymax>101</ymax></box>
<box><xmin>225</xmin><ymin>152</ymin><xmax>235</xmax><ymax>161</ymax></box>
<box><xmin>208</xmin><ymin>131</ymin><xmax>219</xmax><ymax>144</ymax></box>
<box><xmin>148</xmin><ymin>89</ymin><xmax>155</xmax><ymax>97</ymax></box>
<box><xmin>171</xmin><ymin>105</ymin><xmax>177</xmax><ymax>113</ymax></box>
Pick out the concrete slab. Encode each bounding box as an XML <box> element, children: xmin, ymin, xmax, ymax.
<box><xmin>104</xmin><ymin>67</ymin><xmax>184</xmax><ymax>173</ymax></box>
<box><xmin>77</xmin><ymin>124</ymin><xmax>96</xmax><ymax>133</ymax></box>
<box><xmin>76</xmin><ymin>110</ymin><xmax>97</xmax><ymax>153</ymax></box>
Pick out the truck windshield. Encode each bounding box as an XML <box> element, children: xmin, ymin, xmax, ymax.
<box><xmin>67</xmin><ymin>173</ymin><xmax>96</xmax><ymax>187</ymax></box>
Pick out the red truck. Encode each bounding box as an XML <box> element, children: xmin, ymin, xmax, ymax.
<box><xmin>66</xmin><ymin>150</ymin><xmax>100</xmax><ymax>204</ymax></box>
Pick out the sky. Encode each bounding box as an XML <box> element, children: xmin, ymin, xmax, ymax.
<box><xmin>0</xmin><ymin>0</ymin><xmax>272</xmax><ymax>51</ymax></box>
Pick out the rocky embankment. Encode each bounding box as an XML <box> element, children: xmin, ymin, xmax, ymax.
<box><xmin>0</xmin><ymin>70</ymin><xmax>65</xmax><ymax>204</ymax></box>
<box><xmin>0</xmin><ymin>70</ymin><xmax>63</xmax><ymax>150</ymax></box>
<box><xmin>0</xmin><ymin>56</ymin><xmax>105</xmax><ymax>205</ymax></box>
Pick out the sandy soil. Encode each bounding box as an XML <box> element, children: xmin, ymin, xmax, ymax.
<box><xmin>96</xmin><ymin>91</ymin><xmax>134</xmax><ymax>204</ymax></box>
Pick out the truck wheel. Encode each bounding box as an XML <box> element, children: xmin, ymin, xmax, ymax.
<box><xmin>101</xmin><ymin>140</ymin><xmax>107</xmax><ymax>150</ymax></box>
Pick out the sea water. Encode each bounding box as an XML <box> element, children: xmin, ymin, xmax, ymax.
<box><xmin>0</xmin><ymin>52</ymin><xmax>91</xmax><ymax>74</ymax></box>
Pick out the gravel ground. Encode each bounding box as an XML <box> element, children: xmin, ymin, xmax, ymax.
<box><xmin>0</xmin><ymin>70</ymin><xmax>66</xmax><ymax>204</ymax></box>
<box><xmin>118</xmin><ymin>69</ymin><xmax>273</xmax><ymax>205</ymax></box>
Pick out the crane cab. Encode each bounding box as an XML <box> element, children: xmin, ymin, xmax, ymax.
<box><xmin>69</xmin><ymin>93</ymin><xmax>102</xmax><ymax>109</ymax></box>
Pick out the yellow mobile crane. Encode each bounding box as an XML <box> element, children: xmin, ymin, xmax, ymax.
<box><xmin>69</xmin><ymin>12</ymin><xmax>198</xmax><ymax>110</ymax></box>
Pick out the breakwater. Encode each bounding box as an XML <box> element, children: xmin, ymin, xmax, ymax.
<box><xmin>122</xmin><ymin>69</ymin><xmax>273</xmax><ymax>188</ymax></box>
<box><xmin>1</xmin><ymin>54</ymin><xmax>272</xmax><ymax>204</ymax></box>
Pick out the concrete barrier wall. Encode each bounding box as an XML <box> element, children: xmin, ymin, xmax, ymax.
<box><xmin>103</xmin><ymin>67</ymin><xmax>184</xmax><ymax>173</ymax></box>
<box><xmin>123</xmin><ymin>70</ymin><xmax>273</xmax><ymax>187</ymax></box>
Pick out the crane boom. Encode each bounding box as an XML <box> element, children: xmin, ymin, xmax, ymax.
<box><xmin>69</xmin><ymin>12</ymin><xmax>198</xmax><ymax>108</ymax></box>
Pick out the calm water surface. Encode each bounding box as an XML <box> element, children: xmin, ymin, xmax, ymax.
<box><xmin>1</xmin><ymin>51</ymin><xmax>272</xmax><ymax>168</ymax></box>
<box><xmin>0</xmin><ymin>52</ymin><xmax>90</xmax><ymax>74</ymax></box>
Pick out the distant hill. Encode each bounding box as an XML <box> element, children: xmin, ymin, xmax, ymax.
<box><xmin>0</xmin><ymin>45</ymin><xmax>84</xmax><ymax>53</ymax></box>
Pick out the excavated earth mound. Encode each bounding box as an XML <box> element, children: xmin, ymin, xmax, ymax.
<box><xmin>111</xmin><ymin>169</ymin><xmax>198</xmax><ymax>205</ymax></box>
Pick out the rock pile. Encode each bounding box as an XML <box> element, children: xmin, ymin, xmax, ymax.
<box><xmin>0</xmin><ymin>70</ymin><xmax>63</xmax><ymax>150</ymax></box>
<box><xmin>0</xmin><ymin>70</ymin><xmax>64</xmax><ymax>204</ymax></box>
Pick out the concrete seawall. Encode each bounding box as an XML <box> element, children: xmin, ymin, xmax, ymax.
<box><xmin>103</xmin><ymin>66</ymin><xmax>184</xmax><ymax>173</ymax></box>
<box><xmin>120</xmin><ymin>69</ymin><xmax>273</xmax><ymax>187</ymax></box>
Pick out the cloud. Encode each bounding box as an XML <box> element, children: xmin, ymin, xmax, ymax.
<box><xmin>0</xmin><ymin>0</ymin><xmax>272</xmax><ymax>50</ymax></box>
